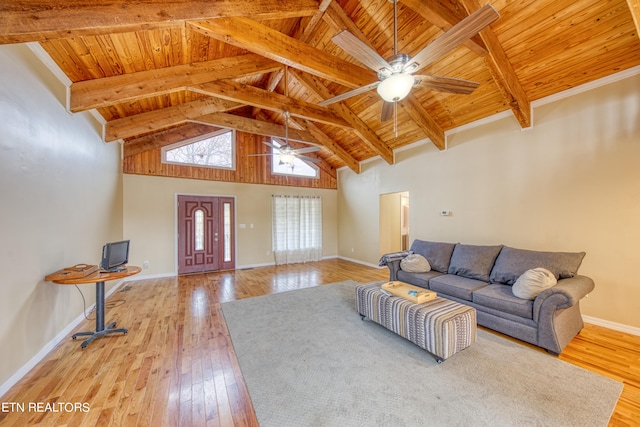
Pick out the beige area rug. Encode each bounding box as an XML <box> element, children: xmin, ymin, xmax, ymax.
<box><xmin>221</xmin><ymin>281</ymin><xmax>622</xmax><ymax>426</ymax></box>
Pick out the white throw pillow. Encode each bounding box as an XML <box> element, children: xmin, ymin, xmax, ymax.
<box><xmin>400</xmin><ymin>254</ymin><xmax>431</xmax><ymax>273</ymax></box>
<box><xmin>512</xmin><ymin>268</ymin><xmax>557</xmax><ymax>300</ymax></box>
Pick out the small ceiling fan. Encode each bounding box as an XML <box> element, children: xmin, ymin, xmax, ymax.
<box><xmin>249</xmin><ymin>111</ymin><xmax>321</xmax><ymax>167</ymax></box>
<box><xmin>318</xmin><ymin>1</ymin><xmax>500</xmax><ymax>122</ymax></box>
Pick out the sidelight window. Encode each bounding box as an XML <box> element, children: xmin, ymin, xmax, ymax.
<box><xmin>223</xmin><ymin>202</ymin><xmax>232</xmax><ymax>262</ymax></box>
<box><xmin>194</xmin><ymin>209</ymin><xmax>204</xmax><ymax>251</ymax></box>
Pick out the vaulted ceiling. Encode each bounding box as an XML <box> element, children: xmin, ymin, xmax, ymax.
<box><xmin>2</xmin><ymin>0</ymin><xmax>640</xmax><ymax>174</ymax></box>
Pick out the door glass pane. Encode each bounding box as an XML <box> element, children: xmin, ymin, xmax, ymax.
<box><xmin>223</xmin><ymin>203</ymin><xmax>231</xmax><ymax>262</ymax></box>
<box><xmin>195</xmin><ymin>209</ymin><xmax>204</xmax><ymax>251</ymax></box>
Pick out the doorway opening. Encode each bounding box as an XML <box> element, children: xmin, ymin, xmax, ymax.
<box><xmin>177</xmin><ymin>195</ymin><xmax>235</xmax><ymax>274</ymax></box>
<box><xmin>379</xmin><ymin>191</ymin><xmax>409</xmax><ymax>257</ymax></box>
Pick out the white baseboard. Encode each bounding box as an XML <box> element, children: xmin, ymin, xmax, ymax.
<box><xmin>237</xmin><ymin>261</ymin><xmax>276</xmax><ymax>270</ymax></box>
<box><xmin>127</xmin><ymin>272</ymin><xmax>176</xmax><ymax>280</ymax></box>
<box><xmin>0</xmin><ymin>277</ymin><xmax>129</xmax><ymax>398</ymax></box>
<box><xmin>237</xmin><ymin>256</ymin><xmax>336</xmax><ymax>270</ymax></box>
<box><xmin>582</xmin><ymin>315</ymin><xmax>640</xmax><ymax>336</ymax></box>
<box><xmin>337</xmin><ymin>256</ymin><xmax>384</xmax><ymax>270</ymax></box>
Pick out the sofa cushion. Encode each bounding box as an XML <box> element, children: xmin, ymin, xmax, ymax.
<box><xmin>429</xmin><ymin>274</ymin><xmax>489</xmax><ymax>301</ymax></box>
<box><xmin>490</xmin><ymin>246</ymin><xmax>586</xmax><ymax>285</ymax></box>
<box><xmin>400</xmin><ymin>253</ymin><xmax>431</xmax><ymax>273</ymax></box>
<box><xmin>409</xmin><ymin>240</ymin><xmax>456</xmax><ymax>273</ymax></box>
<box><xmin>447</xmin><ymin>244</ymin><xmax>503</xmax><ymax>282</ymax></box>
<box><xmin>512</xmin><ymin>268</ymin><xmax>557</xmax><ymax>300</ymax></box>
<box><xmin>397</xmin><ymin>270</ymin><xmax>443</xmax><ymax>289</ymax></box>
<box><xmin>473</xmin><ymin>284</ymin><xmax>534</xmax><ymax>319</ymax></box>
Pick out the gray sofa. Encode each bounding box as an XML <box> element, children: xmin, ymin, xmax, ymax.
<box><xmin>381</xmin><ymin>240</ymin><xmax>594</xmax><ymax>355</ymax></box>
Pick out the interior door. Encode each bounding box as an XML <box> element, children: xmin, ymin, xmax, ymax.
<box><xmin>177</xmin><ymin>195</ymin><xmax>235</xmax><ymax>274</ymax></box>
<box><xmin>379</xmin><ymin>191</ymin><xmax>409</xmax><ymax>256</ymax></box>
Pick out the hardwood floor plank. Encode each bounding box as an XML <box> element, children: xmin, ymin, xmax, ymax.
<box><xmin>1</xmin><ymin>259</ymin><xmax>637</xmax><ymax>425</ymax></box>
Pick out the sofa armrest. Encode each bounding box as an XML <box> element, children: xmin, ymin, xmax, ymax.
<box><xmin>533</xmin><ymin>275</ymin><xmax>594</xmax><ymax>321</ymax></box>
<box><xmin>533</xmin><ymin>275</ymin><xmax>594</xmax><ymax>354</ymax></box>
<box><xmin>378</xmin><ymin>250</ymin><xmax>412</xmax><ymax>281</ymax></box>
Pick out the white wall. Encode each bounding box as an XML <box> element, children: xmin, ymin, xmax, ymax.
<box><xmin>0</xmin><ymin>44</ymin><xmax>123</xmax><ymax>388</ymax></box>
<box><xmin>123</xmin><ymin>174</ymin><xmax>338</xmax><ymax>275</ymax></box>
<box><xmin>338</xmin><ymin>72</ymin><xmax>640</xmax><ymax>328</ymax></box>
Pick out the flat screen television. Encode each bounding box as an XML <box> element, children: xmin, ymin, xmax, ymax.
<box><xmin>100</xmin><ymin>240</ymin><xmax>130</xmax><ymax>272</ymax></box>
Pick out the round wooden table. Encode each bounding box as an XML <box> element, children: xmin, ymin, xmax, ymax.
<box><xmin>51</xmin><ymin>266</ymin><xmax>141</xmax><ymax>348</ymax></box>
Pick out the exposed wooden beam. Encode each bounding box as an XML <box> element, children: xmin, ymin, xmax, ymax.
<box><xmin>459</xmin><ymin>0</ymin><xmax>531</xmax><ymax>128</ymax></box>
<box><xmin>400</xmin><ymin>0</ymin><xmax>487</xmax><ymax>56</ymax></box>
<box><xmin>401</xmin><ymin>95</ymin><xmax>445</xmax><ymax>150</ymax></box>
<box><xmin>124</xmin><ymin>112</ymin><xmax>357</xmax><ymax>176</ymax></box>
<box><xmin>299</xmin><ymin>0</ymin><xmax>334</xmax><ymax>43</ymax></box>
<box><xmin>251</xmin><ymin>0</ymin><xmax>329</xmax><ymax>117</ymax></box>
<box><xmin>251</xmin><ymin>67</ymin><xmax>285</xmax><ymax>117</ymax></box>
<box><xmin>301</xmin><ymin>119</ymin><xmax>361</xmax><ymax>174</ymax></box>
<box><xmin>291</xmin><ymin>70</ymin><xmax>394</xmax><ymax>165</ymax></box>
<box><xmin>251</xmin><ymin>111</ymin><xmax>341</xmax><ymax>178</ymax></box>
<box><xmin>627</xmin><ymin>0</ymin><xmax>640</xmax><ymax>39</ymax></box>
<box><xmin>481</xmin><ymin>29</ymin><xmax>531</xmax><ymax>128</ymax></box>
<box><xmin>0</xmin><ymin>0</ymin><xmax>321</xmax><ymax>44</ymax></box>
<box><xmin>189</xmin><ymin>80</ymin><xmax>351</xmax><ymax>129</ymax></box>
<box><xmin>191</xmin><ymin>112</ymin><xmax>319</xmax><ymax>144</ymax></box>
<box><xmin>123</xmin><ymin>123</ymin><xmax>220</xmax><ymax>157</ymax></box>
<box><xmin>188</xmin><ymin>18</ymin><xmax>377</xmax><ymax>88</ymax></box>
<box><xmin>105</xmin><ymin>98</ymin><xmax>241</xmax><ymax>142</ymax></box>
<box><xmin>322</xmin><ymin>1</ymin><xmax>377</xmax><ymax>51</ymax></box>
<box><xmin>243</xmin><ymin>0</ymin><xmax>362</xmax><ymax>173</ymax></box>
<box><xmin>70</xmin><ymin>54</ymin><xmax>281</xmax><ymax>112</ymax></box>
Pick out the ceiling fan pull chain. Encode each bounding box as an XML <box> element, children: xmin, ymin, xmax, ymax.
<box><xmin>394</xmin><ymin>101</ymin><xmax>398</xmax><ymax>137</ymax></box>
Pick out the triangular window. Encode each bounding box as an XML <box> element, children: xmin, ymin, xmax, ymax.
<box><xmin>271</xmin><ymin>138</ymin><xmax>319</xmax><ymax>178</ymax></box>
<box><xmin>162</xmin><ymin>129</ymin><xmax>235</xmax><ymax>169</ymax></box>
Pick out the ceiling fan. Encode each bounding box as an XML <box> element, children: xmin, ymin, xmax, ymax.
<box><xmin>249</xmin><ymin>111</ymin><xmax>321</xmax><ymax>167</ymax></box>
<box><xmin>318</xmin><ymin>1</ymin><xmax>500</xmax><ymax>122</ymax></box>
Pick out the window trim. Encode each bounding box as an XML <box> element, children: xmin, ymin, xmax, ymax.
<box><xmin>161</xmin><ymin>129</ymin><xmax>236</xmax><ymax>170</ymax></box>
<box><xmin>270</xmin><ymin>137</ymin><xmax>320</xmax><ymax>179</ymax></box>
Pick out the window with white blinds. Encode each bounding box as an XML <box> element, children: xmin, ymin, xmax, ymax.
<box><xmin>271</xmin><ymin>195</ymin><xmax>322</xmax><ymax>265</ymax></box>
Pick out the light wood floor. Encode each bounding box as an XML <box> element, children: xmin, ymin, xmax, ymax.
<box><xmin>1</xmin><ymin>259</ymin><xmax>638</xmax><ymax>426</ymax></box>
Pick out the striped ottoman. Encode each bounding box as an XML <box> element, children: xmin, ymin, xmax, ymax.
<box><xmin>356</xmin><ymin>282</ymin><xmax>476</xmax><ymax>363</ymax></box>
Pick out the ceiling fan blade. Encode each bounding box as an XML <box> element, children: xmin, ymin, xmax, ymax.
<box><xmin>248</xmin><ymin>153</ymin><xmax>277</xmax><ymax>157</ymax></box>
<box><xmin>292</xmin><ymin>146</ymin><xmax>321</xmax><ymax>154</ymax></box>
<box><xmin>318</xmin><ymin>81</ymin><xmax>380</xmax><ymax>107</ymax></box>
<box><xmin>332</xmin><ymin>30</ymin><xmax>391</xmax><ymax>72</ymax></box>
<box><xmin>261</xmin><ymin>141</ymin><xmax>281</xmax><ymax>150</ymax></box>
<box><xmin>404</xmin><ymin>4</ymin><xmax>499</xmax><ymax>73</ymax></box>
<box><xmin>297</xmin><ymin>155</ymin><xmax>321</xmax><ymax>163</ymax></box>
<box><xmin>380</xmin><ymin>101</ymin><xmax>394</xmax><ymax>122</ymax></box>
<box><xmin>414</xmin><ymin>75</ymin><xmax>479</xmax><ymax>94</ymax></box>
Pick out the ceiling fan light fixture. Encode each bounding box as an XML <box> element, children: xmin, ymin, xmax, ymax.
<box><xmin>279</xmin><ymin>153</ymin><xmax>295</xmax><ymax>165</ymax></box>
<box><xmin>376</xmin><ymin>73</ymin><xmax>415</xmax><ymax>102</ymax></box>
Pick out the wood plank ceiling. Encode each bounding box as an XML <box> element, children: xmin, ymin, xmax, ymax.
<box><xmin>2</xmin><ymin>0</ymin><xmax>640</xmax><ymax>177</ymax></box>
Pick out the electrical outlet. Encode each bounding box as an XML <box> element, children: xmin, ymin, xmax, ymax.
<box><xmin>143</xmin><ymin>260</ymin><xmax>150</xmax><ymax>269</ymax></box>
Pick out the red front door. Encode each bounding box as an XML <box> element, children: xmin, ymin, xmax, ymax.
<box><xmin>177</xmin><ymin>195</ymin><xmax>235</xmax><ymax>274</ymax></box>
